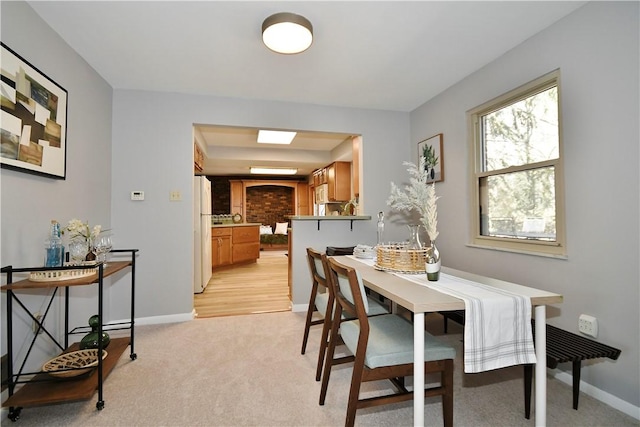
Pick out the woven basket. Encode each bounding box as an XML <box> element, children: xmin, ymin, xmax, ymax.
<box><xmin>42</xmin><ymin>349</ymin><xmax>107</xmax><ymax>378</ymax></box>
<box><xmin>375</xmin><ymin>243</ymin><xmax>431</xmax><ymax>274</ymax></box>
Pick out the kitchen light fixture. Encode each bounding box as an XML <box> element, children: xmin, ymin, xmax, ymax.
<box><xmin>262</xmin><ymin>12</ymin><xmax>313</xmax><ymax>54</ymax></box>
<box><xmin>250</xmin><ymin>167</ymin><xmax>298</xmax><ymax>175</ymax></box>
<box><xmin>257</xmin><ymin>130</ymin><xmax>297</xmax><ymax>144</ymax></box>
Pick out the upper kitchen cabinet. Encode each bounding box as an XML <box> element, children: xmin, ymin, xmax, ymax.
<box><xmin>194</xmin><ymin>143</ymin><xmax>204</xmax><ymax>173</ymax></box>
<box><xmin>352</xmin><ymin>136</ymin><xmax>361</xmax><ymax>198</ymax></box>
<box><xmin>326</xmin><ymin>161</ymin><xmax>351</xmax><ymax>202</ymax></box>
<box><xmin>296</xmin><ymin>182</ymin><xmax>311</xmax><ymax>215</ymax></box>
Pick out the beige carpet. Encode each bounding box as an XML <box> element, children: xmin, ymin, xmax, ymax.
<box><xmin>7</xmin><ymin>312</ymin><xmax>637</xmax><ymax>427</ymax></box>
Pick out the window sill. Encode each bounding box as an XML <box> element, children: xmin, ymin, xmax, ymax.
<box><xmin>466</xmin><ymin>243</ymin><xmax>568</xmax><ymax>260</ymax></box>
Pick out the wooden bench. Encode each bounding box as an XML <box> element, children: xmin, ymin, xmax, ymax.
<box><xmin>440</xmin><ymin>311</ymin><xmax>621</xmax><ymax>418</ymax></box>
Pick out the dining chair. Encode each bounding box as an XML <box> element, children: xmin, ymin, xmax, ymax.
<box><xmin>322</xmin><ymin>257</ymin><xmax>456</xmax><ymax>427</ymax></box>
<box><xmin>301</xmin><ymin>247</ymin><xmax>332</xmax><ymax>356</ymax></box>
<box><xmin>305</xmin><ymin>248</ymin><xmax>388</xmax><ymax>383</ymax></box>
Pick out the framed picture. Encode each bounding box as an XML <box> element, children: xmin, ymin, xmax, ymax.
<box><xmin>1</xmin><ymin>43</ymin><xmax>67</xmax><ymax>179</ymax></box>
<box><xmin>417</xmin><ymin>133</ymin><xmax>444</xmax><ymax>183</ymax></box>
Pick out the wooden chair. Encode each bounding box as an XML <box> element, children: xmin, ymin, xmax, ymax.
<box><xmin>321</xmin><ymin>257</ymin><xmax>455</xmax><ymax>427</ymax></box>
<box><xmin>301</xmin><ymin>247</ymin><xmax>332</xmax><ymax>356</ymax></box>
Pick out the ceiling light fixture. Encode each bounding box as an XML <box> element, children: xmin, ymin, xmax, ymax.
<box><xmin>257</xmin><ymin>130</ymin><xmax>297</xmax><ymax>144</ymax></box>
<box><xmin>262</xmin><ymin>12</ymin><xmax>313</xmax><ymax>54</ymax></box>
<box><xmin>250</xmin><ymin>167</ymin><xmax>298</xmax><ymax>175</ymax></box>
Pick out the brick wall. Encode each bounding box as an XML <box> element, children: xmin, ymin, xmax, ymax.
<box><xmin>209</xmin><ymin>177</ymin><xmax>295</xmax><ymax>225</ymax></box>
<box><xmin>246</xmin><ymin>185</ymin><xmax>293</xmax><ymax>226</ymax></box>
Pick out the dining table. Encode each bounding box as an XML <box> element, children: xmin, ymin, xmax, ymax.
<box><xmin>335</xmin><ymin>256</ymin><xmax>563</xmax><ymax>427</ymax></box>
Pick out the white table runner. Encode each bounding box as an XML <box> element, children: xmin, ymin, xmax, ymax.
<box><xmin>348</xmin><ymin>256</ymin><xmax>536</xmax><ymax>373</ymax></box>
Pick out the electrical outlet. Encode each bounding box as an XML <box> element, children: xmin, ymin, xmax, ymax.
<box><xmin>169</xmin><ymin>190</ymin><xmax>182</xmax><ymax>201</ymax></box>
<box><xmin>578</xmin><ymin>314</ymin><xmax>598</xmax><ymax>337</ymax></box>
<box><xmin>33</xmin><ymin>312</ymin><xmax>43</xmax><ymax>334</ymax></box>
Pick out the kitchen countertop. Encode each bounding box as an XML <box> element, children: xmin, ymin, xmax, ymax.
<box><xmin>288</xmin><ymin>215</ymin><xmax>371</xmax><ymax>220</ymax></box>
<box><xmin>211</xmin><ymin>222</ymin><xmax>261</xmax><ymax>228</ymax></box>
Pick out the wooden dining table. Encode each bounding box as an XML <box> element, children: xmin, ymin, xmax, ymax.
<box><xmin>335</xmin><ymin>256</ymin><xmax>563</xmax><ymax>427</ymax></box>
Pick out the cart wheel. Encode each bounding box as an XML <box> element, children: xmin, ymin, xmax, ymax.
<box><xmin>8</xmin><ymin>407</ymin><xmax>22</xmax><ymax>422</ymax></box>
<box><xmin>130</xmin><ymin>353</ymin><xmax>137</xmax><ymax>360</ymax></box>
<box><xmin>96</xmin><ymin>401</ymin><xmax>105</xmax><ymax>410</ymax></box>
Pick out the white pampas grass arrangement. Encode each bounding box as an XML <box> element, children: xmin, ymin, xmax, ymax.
<box><xmin>386</xmin><ymin>156</ymin><xmax>439</xmax><ymax>242</ymax></box>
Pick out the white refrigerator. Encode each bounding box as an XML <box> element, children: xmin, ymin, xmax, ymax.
<box><xmin>193</xmin><ymin>176</ymin><xmax>212</xmax><ymax>293</ymax></box>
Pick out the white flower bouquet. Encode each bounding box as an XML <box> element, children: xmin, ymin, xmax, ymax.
<box><xmin>386</xmin><ymin>156</ymin><xmax>439</xmax><ymax>243</ymax></box>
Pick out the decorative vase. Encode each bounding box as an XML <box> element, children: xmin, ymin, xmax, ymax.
<box><xmin>426</xmin><ymin>241</ymin><xmax>441</xmax><ymax>281</ymax></box>
<box><xmin>79</xmin><ymin>315</ymin><xmax>110</xmax><ymax>350</ymax></box>
<box><xmin>407</xmin><ymin>224</ymin><xmax>422</xmax><ymax>250</ymax></box>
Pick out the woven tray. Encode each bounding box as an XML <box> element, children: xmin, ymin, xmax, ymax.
<box><xmin>375</xmin><ymin>243</ymin><xmax>430</xmax><ymax>273</ymax></box>
<box><xmin>42</xmin><ymin>349</ymin><xmax>108</xmax><ymax>378</ymax></box>
<box><xmin>29</xmin><ymin>266</ymin><xmax>97</xmax><ymax>282</ymax></box>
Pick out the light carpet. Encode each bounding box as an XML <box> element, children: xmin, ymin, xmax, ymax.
<box><xmin>7</xmin><ymin>311</ymin><xmax>638</xmax><ymax>426</ymax></box>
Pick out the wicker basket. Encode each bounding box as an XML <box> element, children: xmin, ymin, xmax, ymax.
<box><xmin>29</xmin><ymin>266</ymin><xmax>97</xmax><ymax>282</ymax></box>
<box><xmin>375</xmin><ymin>243</ymin><xmax>431</xmax><ymax>274</ymax></box>
<box><xmin>42</xmin><ymin>349</ymin><xmax>108</xmax><ymax>378</ymax></box>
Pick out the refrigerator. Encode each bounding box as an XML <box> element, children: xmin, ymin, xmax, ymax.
<box><xmin>193</xmin><ymin>176</ymin><xmax>212</xmax><ymax>293</ymax></box>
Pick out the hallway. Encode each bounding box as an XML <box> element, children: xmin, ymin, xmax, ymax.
<box><xmin>194</xmin><ymin>250</ymin><xmax>291</xmax><ymax>318</ymax></box>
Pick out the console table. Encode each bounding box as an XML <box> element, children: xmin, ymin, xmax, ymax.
<box><xmin>1</xmin><ymin>249</ymin><xmax>138</xmax><ymax>421</ymax></box>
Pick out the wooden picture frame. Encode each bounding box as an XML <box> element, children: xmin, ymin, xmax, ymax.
<box><xmin>417</xmin><ymin>133</ymin><xmax>444</xmax><ymax>183</ymax></box>
<box><xmin>1</xmin><ymin>43</ymin><xmax>68</xmax><ymax>179</ymax></box>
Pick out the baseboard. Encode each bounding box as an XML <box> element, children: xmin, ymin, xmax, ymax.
<box><xmin>291</xmin><ymin>303</ymin><xmax>308</xmax><ymax>313</ymax></box>
<box><xmin>554</xmin><ymin>370</ymin><xmax>640</xmax><ymax>420</ymax></box>
<box><xmin>108</xmin><ymin>311</ymin><xmax>195</xmax><ymax>327</ymax></box>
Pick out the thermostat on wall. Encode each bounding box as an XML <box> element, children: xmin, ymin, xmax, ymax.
<box><xmin>131</xmin><ymin>191</ymin><xmax>144</xmax><ymax>201</ymax></box>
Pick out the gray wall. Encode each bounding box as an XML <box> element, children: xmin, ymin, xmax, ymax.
<box><xmin>410</xmin><ymin>1</ymin><xmax>639</xmax><ymax>410</ymax></box>
<box><xmin>0</xmin><ymin>1</ymin><xmax>115</xmax><ymax>369</ymax></box>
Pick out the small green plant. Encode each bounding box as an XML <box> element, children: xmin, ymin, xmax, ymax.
<box><xmin>422</xmin><ymin>144</ymin><xmax>438</xmax><ymax>171</ymax></box>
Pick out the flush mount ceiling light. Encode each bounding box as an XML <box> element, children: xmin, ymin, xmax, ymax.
<box><xmin>262</xmin><ymin>12</ymin><xmax>313</xmax><ymax>54</ymax></box>
<box><xmin>257</xmin><ymin>130</ymin><xmax>297</xmax><ymax>144</ymax></box>
<box><xmin>250</xmin><ymin>167</ymin><xmax>298</xmax><ymax>175</ymax></box>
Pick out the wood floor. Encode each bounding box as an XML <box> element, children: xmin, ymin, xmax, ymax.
<box><xmin>194</xmin><ymin>250</ymin><xmax>291</xmax><ymax>318</ymax></box>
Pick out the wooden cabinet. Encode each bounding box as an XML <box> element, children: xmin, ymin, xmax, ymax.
<box><xmin>211</xmin><ymin>228</ymin><xmax>232</xmax><ymax>268</ymax></box>
<box><xmin>194</xmin><ymin>143</ymin><xmax>204</xmax><ymax>172</ymax></box>
<box><xmin>211</xmin><ymin>225</ymin><xmax>260</xmax><ymax>269</ymax></box>
<box><xmin>352</xmin><ymin>136</ymin><xmax>361</xmax><ymax>198</ymax></box>
<box><xmin>326</xmin><ymin>161</ymin><xmax>351</xmax><ymax>202</ymax></box>
<box><xmin>230</xmin><ymin>180</ymin><xmax>244</xmax><ymax>218</ymax></box>
<box><xmin>231</xmin><ymin>226</ymin><xmax>260</xmax><ymax>263</ymax></box>
<box><xmin>296</xmin><ymin>182</ymin><xmax>310</xmax><ymax>215</ymax></box>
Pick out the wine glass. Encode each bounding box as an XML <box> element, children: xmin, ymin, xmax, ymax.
<box><xmin>93</xmin><ymin>235</ymin><xmax>112</xmax><ymax>265</ymax></box>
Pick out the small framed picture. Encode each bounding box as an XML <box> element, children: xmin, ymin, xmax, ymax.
<box><xmin>417</xmin><ymin>133</ymin><xmax>443</xmax><ymax>183</ymax></box>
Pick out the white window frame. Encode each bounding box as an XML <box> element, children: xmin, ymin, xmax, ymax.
<box><xmin>468</xmin><ymin>70</ymin><xmax>567</xmax><ymax>258</ymax></box>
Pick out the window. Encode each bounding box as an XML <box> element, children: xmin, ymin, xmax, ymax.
<box><xmin>469</xmin><ymin>70</ymin><xmax>566</xmax><ymax>257</ymax></box>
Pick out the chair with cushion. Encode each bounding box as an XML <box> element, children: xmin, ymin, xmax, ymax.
<box><xmin>305</xmin><ymin>248</ymin><xmax>389</xmax><ymax>383</ymax></box>
<box><xmin>321</xmin><ymin>257</ymin><xmax>455</xmax><ymax>427</ymax></box>
<box><xmin>301</xmin><ymin>247</ymin><xmax>332</xmax><ymax>356</ymax></box>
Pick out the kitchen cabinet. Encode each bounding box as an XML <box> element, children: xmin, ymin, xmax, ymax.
<box><xmin>194</xmin><ymin>143</ymin><xmax>204</xmax><ymax>172</ymax></box>
<box><xmin>352</xmin><ymin>136</ymin><xmax>361</xmax><ymax>198</ymax></box>
<box><xmin>211</xmin><ymin>228</ymin><xmax>232</xmax><ymax>268</ymax></box>
<box><xmin>230</xmin><ymin>181</ymin><xmax>244</xmax><ymax>218</ymax></box>
<box><xmin>212</xmin><ymin>224</ymin><xmax>260</xmax><ymax>269</ymax></box>
<box><xmin>326</xmin><ymin>161</ymin><xmax>351</xmax><ymax>202</ymax></box>
<box><xmin>297</xmin><ymin>182</ymin><xmax>310</xmax><ymax>215</ymax></box>
<box><xmin>231</xmin><ymin>226</ymin><xmax>260</xmax><ymax>264</ymax></box>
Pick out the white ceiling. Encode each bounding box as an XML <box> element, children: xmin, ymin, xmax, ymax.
<box><xmin>27</xmin><ymin>1</ymin><xmax>586</xmax><ymax>176</ymax></box>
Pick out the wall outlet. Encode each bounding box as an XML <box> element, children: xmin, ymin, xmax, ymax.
<box><xmin>33</xmin><ymin>312</ymin><xmax>43</xmax><ymax>334</ymax></box>
<box><xmin>131</xmin><ymin>190</ymin><xmax>144</xmax><ymax>201</ymax></box>
<box><xmin>578</xmin><ymin>314</ymin><xmax>598</xmax><ymax>337</ymax></box>
<box><xmin>169</xmin><ymin>190</ymin><xmax>182</xmax><ymax>201</ymax></box>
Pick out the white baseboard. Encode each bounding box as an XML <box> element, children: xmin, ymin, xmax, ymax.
<box><xmin>554</xmin><ymin>370</ymin><xmax>640</xmax><ymax>420</ymax></box>
<box><xmin>291</xmin><ymin>303</ymin><xmax>308</xmax><ymax>313</ymax></box>
<box><xmin>109</xmin><ymin>311</ymin><xmax>195</xmax><ymax>327</ymax></box>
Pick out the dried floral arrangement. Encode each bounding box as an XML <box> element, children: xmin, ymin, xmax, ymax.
<box><xmin>386</xmin><ymin>156</ymin><xmax>439</xmax><ymax>243</ymax></box>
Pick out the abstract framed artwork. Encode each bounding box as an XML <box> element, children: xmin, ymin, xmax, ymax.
<box><xmin>1</xmin><ymin>43</ymin><xmax>67</xmax><ymax>179</ymax></box>
<box><xmin>417</xmin><ymin>133</ymin><xmax>444</xmax><ymax>183</ymax></box>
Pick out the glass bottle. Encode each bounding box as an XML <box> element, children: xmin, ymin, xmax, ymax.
<box><xmin>406</xmin><ymin>224</ymin><xmax>422</xmax><ymax>250</ymax></box>
<box><xmin>377</xmin><ymin>212</ymin><xmax>384</xmax><ymax>246</ymax></box>
<box><xmin>44</xmin><ymin>220</ymin><xmax>63</xmax><ymax>267</ymax></box>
